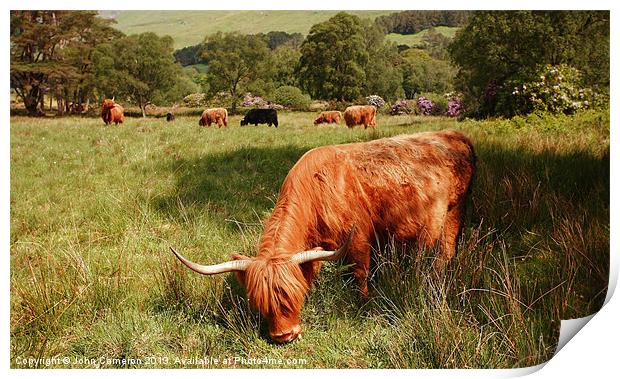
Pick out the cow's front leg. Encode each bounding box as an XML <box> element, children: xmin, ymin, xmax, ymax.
<box><xmin>346</xmin><ymin>240</ymin><xmax>372</xmax><ymax>298</ymax></box>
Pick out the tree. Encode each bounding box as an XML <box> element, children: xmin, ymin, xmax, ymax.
<box><xmin>420</xmin><ymin>28</ymin><xmax>452</xmax><ymax>60</ymax></box>
<box><xmin>449</xmin><ymin>11</ymin><xmax>609</xmax><ymax>116</ymax></box>
<box><xmin>375</xmin><ymin>11</ymin><xmax>470</xmax><ymax>35</ymax></box>
<box><xmin>199</xmin><ymin>32</ymin><xmax>272</xmax><ymax>113</ymax></box>
<box><xmin>400</xmin><ymin>49</ymin><xmax>454</xmax><ymax>98</ymax></box>
<box><xmin>173</xmin><ymin>44</ymin><xmax>203</xmax><ymax>66</ymax></box>
<box><xmin>271</xmin><ymin>47</ymin><xmax>301</xmax><ymax>88</ymax></box>
<box><xmin>152</xmin><ymin>72</ymin><xmax>200</xmax><ymax>105</ymax></box>
<box><xmin>93</xmin><ymin>32</ymin><xmax>179</xmax><ymax>117</ymax></box>
<box><xmin>257</xmin><ymin>31</ymin><xmax>304</xmax><ymax>50</ymax></box>
<box><xmin>10</xmin><ymin>11</ymin><xmax>118</xmax><ymax>116</ymax></box>
<box><xmin>56</xmin><ymin>14</ymin><xmax>123</xmax><ymax>115</ymax></box>
<box><xmin>298</xmin><ymin>12</ymin><xmax>368</xmax><ymax>101</ymax></box>
<box><xmin>361</xmin><ymin>19</ymin><xmax>404</xmax><ymax>101</ymax></box>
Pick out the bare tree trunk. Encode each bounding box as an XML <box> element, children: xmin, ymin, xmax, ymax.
<box><xmin>57</xmin><ymin>97</ymin><xmax>63</xmax><ymax>116</ymax></box>
<box><xmin>230</xmin><ymin>88</ymin><xmax>237</xmax><ymax>114</ymax></box>
<box><xmin>23</xmin><ymin>87</ymin><xmax>43</xmax><ymax>116</ymax></box>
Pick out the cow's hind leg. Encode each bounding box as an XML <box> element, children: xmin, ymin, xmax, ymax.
<box><xmin>434</xmin><ymin>201</ymin><xmax>466</xmax><ymax>273</ymax></box>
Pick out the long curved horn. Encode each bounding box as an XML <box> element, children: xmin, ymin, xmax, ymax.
<box><xmin>291</xmin><ymin>225</ymin><xmax>356</xmax><ymax>264</ymax></box>
<box><xmin>170</xmin><ymin>247</ymin><xmax>250</xmax><ymax>275</ymax></box>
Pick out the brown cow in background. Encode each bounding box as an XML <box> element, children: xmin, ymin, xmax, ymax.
<box><xmin>313</xmin><ymin>111</ymin><xmax>342</xmax><ymax>125</ymax></box>
<box><xmin>199</xmin><ymin>108</ymin><xmax>228</xmax><ymax>128</ymax></box>
<box><xmin>344</xmin><ymin>105</ymin><xmax>377</xmax><ymax>129</ymax></box>
<box><xmin>101</xmin><ymin>99</ymin><xmax>124</xmax><ymax>125</ymax></box>
<box><xmin>171</xmin><ymin>130</ymin><xmax>476</xmax><ymax>344</ymax></box>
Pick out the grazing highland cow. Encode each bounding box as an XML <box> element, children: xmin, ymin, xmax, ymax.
<box><xmin>101</xmin><ymin>98</ymin><xmax>124</xmax><ymax>125</ymax></box>
<box><xmin>172</xmin><ymin>130</ymin><xmax>476</xmax><ymax>343</ymax></box>
<box><xmin>199</xmin><ymin>108</ymin><xmax>228</xmax><ymax>127</ymax></box>
<box><xmin>240</xmin><ymin>108</ymin><xmax>278</xmax><ymax>127</ymax></box>
<box><xmin>343</xmin><ymin>105</ymin><xmax>377</xmax><ymax>129</ymax></box>
<box><xmin>313</xmin><ymin>111</ymin><xmax>342</xmax><ymax>125</ymax></box>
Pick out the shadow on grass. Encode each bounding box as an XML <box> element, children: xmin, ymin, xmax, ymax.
<box><xmin>152</xmin><ymin>145</ymin><xmax>309</xmax><ymax>225</ymax></box>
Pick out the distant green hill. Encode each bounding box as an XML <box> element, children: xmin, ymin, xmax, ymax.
<box><xmin>110</xmin><ymin>10</ymin><xmax>395</xmax><ymax>49</ymax></box>
<box><xmin>386</xmin><ymin>26</ymin><xmax>459</xmax><ymax>46</ymax></box>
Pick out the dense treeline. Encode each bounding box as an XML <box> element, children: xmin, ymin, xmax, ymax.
<box><xmin>375</xmin><ymin>10</ymin><xmax>470</xmax><ymax>34</ymax></box>
<box><xmin>450</xmin><ymin>10</ymin><xmax>609</xmax><ymax>117</ymax></box>
<box><xmin>257</xmin><ymin>31</ymin><xmax>304</xmax><ymax>49</ymax></box>
<box><xmin>10</xmin><ymin>10</ymin><xmax>609</xmax><ymax>118</ymax></box>
<box><xmin>298</xmin><ymin>13</ymin><xmax>403</xmax><ymax>101</ymax></box>
<box><xmin>173</xmin><ymin>31</ymin><xmax>303</xmax><ymax>66</ymax></box>
<box><xmin>10</xmin><ymin>11</ymin><xmax>122</xmax><ymax>116</ymax></box>
<box><xmin>173</xmin><ymin>44</ymin><xmax>202</xmax><ymax>66</ymax></box>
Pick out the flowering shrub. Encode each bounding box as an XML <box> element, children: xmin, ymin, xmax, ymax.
<box><xmin>415</xmin><ymin>93</ymin><xmax>452</xmax><ymax>116</ymax></box>
<box><xmin>366</xmin><ymin>95</ymin><xmax>386</xmax><ymax>108</ymax></box>
<box><xmin>447</xmin><ymin>99</ymin><xmax>462</xmax><ymax>117</ymax></box>
<box><xmin>416</xmin><ymin>96</ymin><xmax>434</xmax><ymax>115</ymax></box>
<box><xmin>497</xmin><ymin>64</ymin><xmax>599</xmax><ymax>116</ymax></box>
<box><xmin>390</xmin><ymin>99</ymin><xmax>414</xmax><ymax>115</ymax></box>
<box><xmin>183</xmin><ymin>93</ymin><xmax>207</xmax><ymax>107</ymax></box>
<box><xmin>242</xmin><ymin>93</ymin><xmax>268</xmax><ymax>107</ymax></box>
<box><xmin>444</xmin><ymin>93</ymin><xmax>463</xmax><ymax>117</ymax></box>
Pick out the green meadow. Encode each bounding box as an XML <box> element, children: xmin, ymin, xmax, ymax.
<box><xmin>10</xmin><ymin>110</ymin><xmax>609</xmax><ymax>368</ymax></box>
<box><xmin>111</xmin><ymin>10</ymin><xmax>394</xmax><ymax>48</ymax></box>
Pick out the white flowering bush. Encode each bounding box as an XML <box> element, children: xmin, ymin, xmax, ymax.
<box><xmin>366</xmin><ymin>95</ymin><xmax>386</xmax><ymax>108</ymax></box>
<box><xmin>497</xmin><ymin>64</ymin><xmax>599</xmax><ymax>116</ymax></box>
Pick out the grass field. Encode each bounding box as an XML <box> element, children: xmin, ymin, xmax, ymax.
<box><xmin>10</xmin><ymin>110</ymin><xmax>609</xmax><ymax>368</ymax></box>
<box><xmin>386</xmin><ymin>26</ymin><xmax>459</xmax><ymax>46</ymax></box>
<box><xmin>110</xmin><ymin>11</ymin><xmax>394</xmax><ymax>49</ymax></box>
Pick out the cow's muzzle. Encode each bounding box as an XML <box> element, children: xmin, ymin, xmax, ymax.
<box><xmin>270</xmin><ymin>324</ymin><xmax>302</xmax><ymax>344</ymax></box>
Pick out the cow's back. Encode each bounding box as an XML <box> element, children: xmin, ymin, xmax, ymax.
<box><xmin>278</xmin><ymin>130</ymin><xmax>475</xmax><ymax>246</ymax></box>
<box><xmin>111</xmin><ymin>104</ymin><xmax>124</xmax><ymax>123</ymax></box>
<box><xmin>344</xmin><ymin>105</ymin><xmax>375</xmax><ymax>128</ymax></box>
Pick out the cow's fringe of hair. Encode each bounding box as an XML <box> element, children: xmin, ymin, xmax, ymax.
<box><xmin>244</xmin><ymin>255</ymin><xmax>309</xmax><ymax>318</ymax></box>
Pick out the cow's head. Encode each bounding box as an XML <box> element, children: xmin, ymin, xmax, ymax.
<box><xmin>240</xmin><ymin>118</ymin><xmax>248</xmax><ymax>126</ymax></box>
<box><xmin>170</xmin><ymin>226</ymin><xmax>355</xmax><ymax>343</ymax></box>
<box><xmin>102</xmin><ymin>98</ymin><xmax>116</xmax><ymax>110</ymax></box>
<box><xmin>313</xmin><ymin>116</ymin><xmax>323</xmax><ymax>125</ymax></box>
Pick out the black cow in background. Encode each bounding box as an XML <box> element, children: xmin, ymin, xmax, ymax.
<box><xmin>240</xmin><ymin>109</ymin><xmax>278</xmax><ymax>127</ymax></box>
<box><xmin>166</xmin><ymin>112</ymin><xmax>175</xmax><ymax>122</ymax></box>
